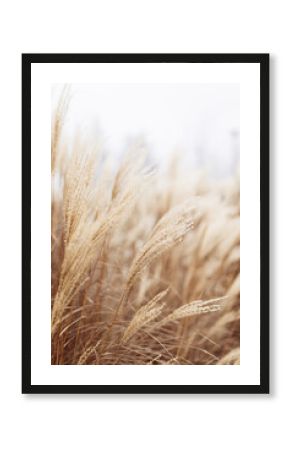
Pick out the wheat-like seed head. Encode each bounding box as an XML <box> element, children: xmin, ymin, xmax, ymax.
<box><xmin>121</xmin><ymin>201</ymin><xmax>196</xmax><ymax>305</ymax></box>
<box><xmin>121</xmin><ymin>288</ymin><xmax>169</xmax><ymax>344</ymax></box>
<box><xmin>153</xmin><ymin>296</ymin><xmax>227</xmax><ymax>329</ymax></box>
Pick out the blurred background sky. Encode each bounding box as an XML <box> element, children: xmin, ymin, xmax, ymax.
<box><xmin>53</xmin><ymin>83</ymin><xmax>239</xmax><ymax>178</ymax></box>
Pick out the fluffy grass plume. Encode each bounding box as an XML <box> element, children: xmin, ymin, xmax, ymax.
<box><xmin>51</xmin><ymin>92</ymin><xmax>240</xmax><ymax>365</ymax></box>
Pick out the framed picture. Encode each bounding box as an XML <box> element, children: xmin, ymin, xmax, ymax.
<box><xmin>22</xmin><ymin>53</ymin><xmax>269</xmax><ymax>394</ymax></box>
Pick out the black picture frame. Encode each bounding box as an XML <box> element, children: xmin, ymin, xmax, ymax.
<box><xmin>22</xmin><ymin>53</ymin><xmax>269</xmax><ymax>394</ymax></box>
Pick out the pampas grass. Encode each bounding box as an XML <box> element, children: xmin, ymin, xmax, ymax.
<box><xmin>51</xmin><ymin>92</ymin><xmax>240</xmax><ymax>365</ymax></box>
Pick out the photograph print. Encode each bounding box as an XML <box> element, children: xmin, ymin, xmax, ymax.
<box><xmin>22</xmin><ymin>54</ymin><xmax>269</xmax><ymax>393</ymax></box>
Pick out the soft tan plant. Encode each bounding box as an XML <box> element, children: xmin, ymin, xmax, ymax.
<box><xmin>51</xmin><ymin>93</ymin><xmax>240</xmax><ymax>365</ymax></box>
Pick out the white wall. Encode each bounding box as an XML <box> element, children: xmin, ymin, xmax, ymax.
<box><xmin>0</xmin><ymin>1</ymin><xmax>285</xmax><ymax>450</ymax></box>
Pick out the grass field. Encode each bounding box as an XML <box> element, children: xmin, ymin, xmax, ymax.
<box><xmin>51</xmin><ymin>91</ymin><xmax>240</xmax><ymax>365</ymax></box>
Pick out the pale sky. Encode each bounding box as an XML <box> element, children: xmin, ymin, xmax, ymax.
<box><xmin>53</xmin><ymin>83</ymin><xmax>239</xmax><ymax>177</ymax></box>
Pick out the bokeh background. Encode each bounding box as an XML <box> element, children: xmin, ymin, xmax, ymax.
<box><xmin>52</xmin><ymin>84</ymin><xmax>239</xmax><ymax>178</ymax></box>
